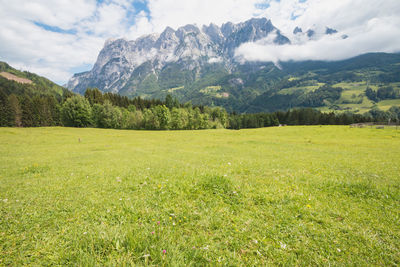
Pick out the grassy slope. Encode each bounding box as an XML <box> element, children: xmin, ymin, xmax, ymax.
<box><xmin>330</xmin><ymin>81</ymin><xmax>400</xmax><ymax>113</ymax></box>
<box><xmin>0</xmin><ymin>127</ymin><xmax>399</xmax><ymax>265</ymax></box>
<box><xmin>0</xmin><ymin>61</ymin><xmax>67</xmax><ymax>97</ymax></box>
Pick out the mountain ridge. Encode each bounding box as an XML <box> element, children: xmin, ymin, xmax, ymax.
<box><xmin>66</xmin><ymin>18</ymin><xmax>400</xmax><ymax>114</ymax></box>
<box><xmin>67</xmin><ymin>17</ymin><xmax>291</xmax><ymax>95</ymax></box>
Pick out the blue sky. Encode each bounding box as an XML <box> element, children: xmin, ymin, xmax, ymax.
<box><xmin>0</xmin><ymin>0</ymin><xmax>399</xmax><ymax>85</ymax></box>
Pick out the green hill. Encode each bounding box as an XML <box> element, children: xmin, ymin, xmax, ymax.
<box><xmin>118</xmin><ymin>53</ymin><xmax>400</xmax><ymax>113</ymax></box>
<box><xmin>0</xmin><ymin>61</ymin><xmax>70</xmax><ymax>99</ymax></box>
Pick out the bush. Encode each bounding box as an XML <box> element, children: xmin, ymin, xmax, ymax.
<box><xmin>93</xmin><ymin>101</ymin><xmax>122</xmax><ymax>128</ymax></box>
<box><xmin>61</xmin><ymin>95</ymin><xmax>92</xmax><ymax>127</ymax></box>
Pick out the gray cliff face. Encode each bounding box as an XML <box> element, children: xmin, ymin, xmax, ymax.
<box><xmin>67</xmin><ymin>17</ymin><xmax>290</xmax><ymax>95</ymax></box>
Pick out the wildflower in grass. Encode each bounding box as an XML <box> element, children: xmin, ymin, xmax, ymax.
<box><xmin>337</xmin><ymin>248</ymin><xmax>341</xmax><ymax>252</ymax></box>
<box><xmin>83</xmin><ymin>232</ymin><xmax>87</xmax><ymax>235</ymax></box>
<box><xmin>306</xmin><ymin>204</ymin><xmax>311</xmax><ymax>208</ymax></box>
<box><xmin>162</xmin><ymin>249</ymin><xmax>166</xmax><ymax>254</ymax></box>
<box><xmin>280</xmin><ymin>242</ymin><xmax>287</xmax><ymax>249</ymax></box>
<box><xmin>151</xmin><ymin>231</ymin><xmax>155</xmax><ymax>235</ymax></box>
<box><xmin>116</xmin><ymin>177</ymin><xmax>121</xmax><ymax>182</ymax></box>
<box><xmin>169</xmin><ymin>217</ymin><xmax>172</xmax><ymax>220</ymax></box>
<box><xmin>179</xmin><ymin>220</ymin><xmax>182</xmax><ymax>223</ymax></box>
<box><xmin>157</xmin><ymin>221</ymin><xmax>160</xmax><ymax>225</ymax></box>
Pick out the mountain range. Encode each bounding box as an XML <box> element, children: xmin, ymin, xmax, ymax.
<box><xmin>66</xmin><ymin>17</ymin><xmax>400</xmax><ymax>113</ymax></box>
<box><xmin>67</xmin><ymin>18</ymin><xmax>290</xmax><ymax>93</ymax></box>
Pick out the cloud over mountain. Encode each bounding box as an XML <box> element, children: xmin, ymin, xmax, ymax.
<box><xmin>236</xmin><ymin>15</ymin><xmax>400</xmax><ymax>63</ymax></box>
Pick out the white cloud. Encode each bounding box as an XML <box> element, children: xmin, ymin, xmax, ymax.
<box><xmin>82</xmin><ymin>2</ymin><xmax>131</xmax><ymax>37</ymax></box>
<box><xmin>0</xmin><ymin>0</ymin><xmax>132</xmax><ymax>83</ymax></box>
<box><xmin>1</xmin><ymin>0</ymin><xmax>97</xmax><ymax>32</ymax></box>
<box><xmin>126</xmin><ymin>11</ymin><xmax>154</xmax><ymax>39</ymax></box>
<box><xmin>237</xmin><ymin>0</ymin><xmax>400</xmax><ymax>63</ymax></box>
<box><xmin>236</xmin><ymin>16</ymin><xmax>400</xmax><ymax>63</ymax></box>
<box><xmin>147</xmin><ymin>0</ymin><xmax>265</xmax><ymax>32</ymax></box>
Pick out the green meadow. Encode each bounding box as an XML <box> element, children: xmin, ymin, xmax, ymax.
<box><xmin>1</xmin><ymin>126</ymin><xmax>399</xmax><ymax>265</ymax></box>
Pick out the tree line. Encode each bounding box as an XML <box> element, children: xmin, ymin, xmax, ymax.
<box><xmin>0</xmin><ymin>87</ymin><xmax>228</xmax><ymax>130</ymax></box>
<box><xmin>1</xmin><ymin>85</ymin><xmax>400</xmax><ymax>129</ymax></box>
<box><xmin>365</xmin><ymin>86</ymin><xmax>400</xmax><ymax>102</ymax></box>
<box><xmin>61</xmin><ymin>94</ymin><xmax>228</xmax><ymax>130</ymax></box>
<box><xmin>228</xmin><ymin>107</ymin><xmax>400</xmax><ymax>129</ymax></box>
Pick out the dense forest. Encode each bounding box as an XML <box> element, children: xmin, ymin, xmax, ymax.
<box><xmin>0</xmin><ymin>82</ymin><xmax>229</xmax><ymax>130</ymax></box>
<box><xmin>2</xmin><ymin>80</ymin><xmax>400</xmax><ymax>130</ymax></box>
<box><xmin>365</xmin><ymin>86</ymin><xmax>400</xmax><ymax>102</ymax></box>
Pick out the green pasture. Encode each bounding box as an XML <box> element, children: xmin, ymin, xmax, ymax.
<box><xmin>377</xmin><ymin>99</ymin><xmax>400</xmax><ymax>111</ymax></box>
<box><xmin>1</xmin><ymin>127</ymin><xmax>399</xmax><ymax>265</ymax></box>
<box><xmin>278</xmin><ymin>83</ymin><xmax>324</xmax><ymax>95</ymax></box>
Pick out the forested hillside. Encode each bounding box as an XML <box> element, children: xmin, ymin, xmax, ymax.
<box><xmin>1</xmin><ymin>61</ymin><xmax>400</xmax><ymax>130</ymax></box>
<box><xmin>0</xmin><ymin>64</ymin><xmax>229</xmax><ymax>130</ymax></box>
<box><xmin>170</xmin><ymin>53</ymin><xmax>400</xmax><ymax>113</ymax></box>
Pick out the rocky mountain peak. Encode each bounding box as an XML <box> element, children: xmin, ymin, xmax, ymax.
<box><xmin>67</xmin><ymin>17</ymin><xmax>291</xmax><ymax>94</ymax></box>
<box><xmin>293</xmin><ymin>26</ymin><xmax>303</xmax><ymax>34</ymax></box>
<box><xmin>325</xmin><ymin>27</ymin><xmax>338</xmax><ymax>35</ymax></box>
<box><xmin>158</xmin><ymin>26</ymin><xmax>177</xmax><ymax>42</ymax></box>
<box><xmin>220</xmin><ymin>22</ymin><xmax>236</xmax><ymax>38</ymax></box>
<box><xmin>202</xmin><ymin>23</ymin><xmax>224</xmax><ymax>44</ymax></box>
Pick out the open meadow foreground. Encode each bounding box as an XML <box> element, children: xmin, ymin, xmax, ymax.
<box><xmin>0</xmin><ymin>126</ymin><xmax>399</xmax><ymax>265</ymax></box>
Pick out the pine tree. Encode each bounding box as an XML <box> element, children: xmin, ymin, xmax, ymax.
<box><xmin>20</xmin><ymin>95</ymin><xmax>35</xmax><ymax>127</ymax></box>
<box><xmin>8</xmin><ymin>94</ymin><xmax>22</xmax><ymax>126</ymax></box>
<box><xmin>0</xmin><ymin>88</ymin><xmax>13</xmax><ymax>126</ymax></box>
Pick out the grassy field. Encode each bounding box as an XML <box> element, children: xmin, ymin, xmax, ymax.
<box><xmin>278</xmin><ymin>83</ymin><xmax>324</xmax><ymax>95</ymax></box>
<box><xmin>1</xmin><ymin>126</ymin><xmax>400</xmax><ymax>265</ymax></box>
<box><xmin>378</xmin><ymin>99</ymin><xmax>400</xmax><ymax>111</ymax></box>
<box><xmin>308</xmin><ymin>81</ymin><xmax>400</xmax><ymax>113</ymax></box>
